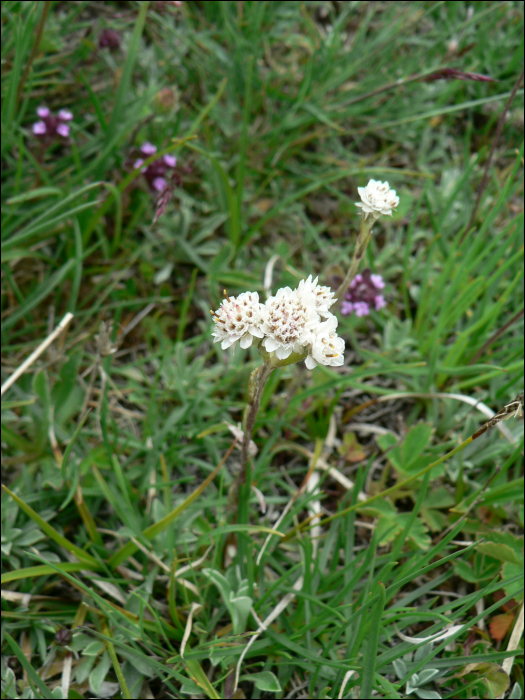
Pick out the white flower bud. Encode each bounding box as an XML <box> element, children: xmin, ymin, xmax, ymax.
<box><xmin>355</xmin><ymin>179</ymin><xmax>399</xmax><ymax>220</ymax></box>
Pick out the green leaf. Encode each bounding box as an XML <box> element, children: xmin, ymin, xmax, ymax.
<box><xmin>1</xmin><ymin>561</ymin><xmax>100</xmax><ymax>585</ymax></box>
<box><xmin>241</xmin><ymin>672</ymin><xmax>282</xmax><ymax>693</ymax></box>
<box><xmin>209</xmin><ymin>241</ymin><xmax>234</xmax><ymax>277</ymax></box>
<box><xmin>375</xmin><ymin>513</ymin><xmax>431</xmax><ymax>549</ymax></box>
<box><xmin>202</xmin><ymin>569</ymin><xmax>232</xmax><ymax>601</ymax></box>
<box><xmin>6</xmin><ymin>187</ymin><xmax>62</xmax><ymax>204</ymax></box>
<box><xmin>108</xmin><ymin>453</ymin><xmax>225</xmax><ymax>568</ymax></box>
<box><xmin>2</xmin><ymin>485</ymin><xmax>98</xmax><ymax>566</ymax></box>
<box><xmin>477</xmin><ymin>542</ymin><xmax>522</xmax><ymax>565</ymax></box>
<box><xmin>360</xmin><ymin>582</ymin><xmax>386</xmax><ymax>699</ymax></box>
<box><xmin>401</xmin><ymin>423</ymin><xmax>434</xmax><ymax>469</ymax></box>
<box><xmin>184</xmin><ymin>659</ymin><xmax>221</xmax><ymax>699</ymax></box>
<box><xmin>453</xmin><ymin>560</ymin><xmax>479</xmax><ymax>584</ymax></box>
<box><xmin>2</xmin><ymin>259</ymin><xmax>75</xmax><ymax>332</ymax></box>
<box><xmin>377</xmin><ymin>432</ymin><xmax>398</xmax><ymax>452</ymax></box>
<box><xmin>501</xmin><ymin>562</ymin><xmax>524</xmax><ymax>602</ymax></box>
<box><xmin>4</xmin><ymin>632</ymin><xmax>54</xmax><ymax>698</ymax></box>
<box><xmin>52</xmin><ymin>349</ymin><xmax>84</xmax><ymax>425</ymax></box>
<box><xmin>89</xmin><ymin>651</ymin><xmax>112</xmax><ymax>696</ymax></box>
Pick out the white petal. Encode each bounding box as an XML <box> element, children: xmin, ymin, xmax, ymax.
<box><xmin>240</xmin><ymin>334</ymin><xmax>252</xmax><ymax>349</ymax></box>
<box><xmin>305</xmin><ymin>355</ymin><xmax>317</xmax><ymax>370</ymax></box>
<box><xmin>221</xmin><ymin>336</ymin><xmax>237</xmax><ymax>349</ymax></box>
<box><xmin>264</xmin><ymin>337</ymin><xmax>279</xmax><ymax>352</ymax></box>
<box><xmin>276</xmin><ymin>345</ymin><xmax>292</xmax><ymax>360</ymax></box>
<box><xmin>250</xmin><ymin>326</ymin><xmax>264</xmax><ymax>338</ymax></box>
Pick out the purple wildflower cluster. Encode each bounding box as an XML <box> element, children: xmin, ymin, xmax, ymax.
<box><xmin>133</xmin><ymin>143</ymin><xmax>177</xmax><ymax>193</ymax></box>
<box><xmin>98</xmin><ymin>28</ymin><xmax>121</xmax><ymax>51</ymax></box>
<box><xmin>341</xmin><ymin>269</ymin><xmax>386</xmax><ymax>317</ymax></box>
<box><xmin>32</xmin><ymin>106</ymin><xmax>73</xmax><ymax>142</ymax></box>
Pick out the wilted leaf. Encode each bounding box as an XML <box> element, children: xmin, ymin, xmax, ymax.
<box><xmin>457</xmin><ymin>662</ymin><xmax>509</xmax><ymax>698</ymax></box>
<box><xmin>489</xmin><ymin>613</ymin><xmax>515</xmax><ymax>641</ymax></box>
<box><xmin>337</xmin><ymin>432</ymin><xmax>366</xmax><ymax>462</ymax></box>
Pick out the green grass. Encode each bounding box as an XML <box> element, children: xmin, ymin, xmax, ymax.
<box><xmin>1</xmin><ymin>1</ymin><xmax>524</xmax><ymax>698</ymax></box>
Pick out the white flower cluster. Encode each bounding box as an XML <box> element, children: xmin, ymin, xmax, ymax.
<box><xmin>355</xmin><ymin>179</ymin><xmax>399</xmax><ymax>220</ymax></box>
<box><xmin>211</xmin><ymin>276</ymin><xmax>345</xmax><ymax>370</ymax></box>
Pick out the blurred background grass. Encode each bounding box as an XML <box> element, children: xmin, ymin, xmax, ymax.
<box><xmin>1</xmin><ymin>2</ymin><xmax>524</xmax><ymax>698</ymax></box>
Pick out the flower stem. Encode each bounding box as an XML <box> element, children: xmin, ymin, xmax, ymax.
<box><xmin>332</xmin><ymin>216</ymin><xmax>374</xmax><ymax>312</ymax></box>
<box><xmin>239</xmin><ymin>361</ymin><xmax>274</xmax><ymax>491</ymax></box>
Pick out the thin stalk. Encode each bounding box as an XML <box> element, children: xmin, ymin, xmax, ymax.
<box><xmin>15</xmin><ymin>1</ymin><xmax>51</xmax><ymax>109</ymax></box>
<box><xmin>465</xmin><ymin>67</ymin><xmax>524</xmax><ymax>234</ymax></box>
<box><xmin>239</xmin><ymin>361</ymin><xmax>274</xmax><ymax>487</ymax></box>
<box><xmin>332</xmin><ymin>215</ymin><xmax>374</xmax><ymax>311</ymax></box>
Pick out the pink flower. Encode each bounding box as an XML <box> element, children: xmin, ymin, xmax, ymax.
<box><xmin>131</xmin><ymin>143</ymin><xmax>179</xmax><ymax>194</ymax></box>
<box><xmin>341</xmin><ymin>269</ymin><xmax>387</xmax><ymax>317</ymax></box>
<box><xmin>153</xmin><ymin>177</ymin><xmax>167</xmax><ymax>191</ymax></box>
<box><xmin>141</xmin><ymin>142</ymin><xmax>157</xmax><ymax>155</ymax></box>
<box><xmin>370</xmin><ymin>274</ymin><xmax>385</xmax><ymax>289</ymax></box>
<box><xmin>31</xmin><ymin>106</ymin><xmax>74</xmax><ymax>145</ymax></box>
<box><xmin>32</xmin><ymin>121</ymin><xmax>47</xmax><ymax>135</ymax></box>
<box><xmin>58</xmin><ymin>109</ymin><xmax>73</xmax><ymax>121</ymax></box>
<box><xmin>353</xmin><ymin>302</ymin><xmax>370</xmax><ymax>317</ymax></box>
<box><xmin>56</xmin><ymin>123</ymin><xmax>70</xmax><ymax>137</ymax></box>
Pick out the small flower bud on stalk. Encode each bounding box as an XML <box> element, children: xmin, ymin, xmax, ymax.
<box><xmin>333</xmin><ymin>179</ymin><xmax>399</xmax><ymax>311</ymax></box>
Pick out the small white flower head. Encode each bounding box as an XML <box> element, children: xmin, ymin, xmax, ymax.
<box><xmin>355</xmin><ymin>179</ymin><xmax>399</xmax><ymax>220</ymax></box>
<box><xmin>296</xmin><ymin>275</ymin><xmax>336</xmax><ymax>318</ymax></box>
<box><xmin>211</xmin><ymin>291</ymin><xmax>266</xmax><ymax>350</ymax></box>
<box><xmin>262</xmin><ymin>287</ymin><xmax>319</xmax><ymax>360</ymax></box>
<box><xmin>306</xmin><ymin>315</ymin><xmax>345</xmax><ymax>369</ymax></box>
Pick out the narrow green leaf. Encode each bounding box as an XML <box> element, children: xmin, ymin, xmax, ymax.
<box><xmin>4</xmin><ymin>633</ymin><xmax>54</xmax><ymax>699</ymax></box>
<box><xmin>2</xmin><ymin>485</ymin><xmax>98</xmax><ymax>566</ymax></box>
<box><xmin>108</xmin><ymin>453</ymin><xmax>226</xmax><ymax>568</ymax></box>
<box><xmin>360</xmin><ymin>582</ymin><xmax>386</xmax><ymax>698</ymax></box>
<box><xmin>1</xmin><ymin>562</ymin><xmax>100</xmax><ymax>585</ymax></box>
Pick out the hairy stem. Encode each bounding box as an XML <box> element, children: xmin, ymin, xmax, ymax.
<box><xmin>239</xmin><ymin>361</ymin><xmax>274</xmax><ymax>487</ymax></box>
<box><xmin>332</xmin><ymin>215</ymin><xmax>374</xmax><ymax>311</ymax></box>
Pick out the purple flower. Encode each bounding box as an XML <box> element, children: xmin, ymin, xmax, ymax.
<box><xmin>353</xmin><ymin>302</ymin><xmax>370</xmax><ymax>317</ymax></box>
<box><xmin>31</xmin><ymin>106</ymin><xmax>74</xmax><ymax>145</ymax></box>
<box><xmin>341</xmin><ymin>269</ymin><xmax>387</xmax><ymax>317</ymax></box>
<box><xmin>32</xmin><ymin>121</ymin><xmax>47</xmax><ymax>135</ymax></box>
<box><xmin>153</xmin><ymin>177</ymin><xmax>167</xmax><ymax>191</ymax></box>
<box><xmin>56</xmin><ymin>123</ymin><xmax>70</xmax><ymax>137</ymax></box>
<box><xmin>131</xmin><ymin>143</ymin><xmax>179</xmax><ymax>194</ymax></box>
<box><xmin>370</xmin><ymin>274</ymin><xmax>385</xmax><ymax>290</ymax></box>
<box><xmin>58</xmin><ymin>109</ymin><xmax>73</xmax><ymax>121</ymax></box>
<box><xmin>99</xmin><ymin>28</ymin><xmax>121</xmax><ymax>51</ymax></box>
<box><xmin>141</xmin><ymin>142</ymin><xmax>157</xmax><ymax>155</ymax></box>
